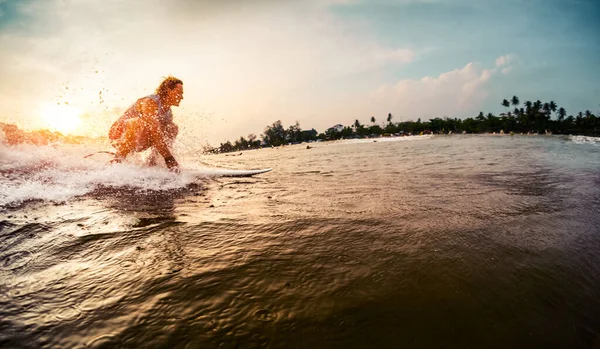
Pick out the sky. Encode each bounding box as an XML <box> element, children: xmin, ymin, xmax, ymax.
<box><xmin>0</xmin><ymin>0</ymin><xmax>598</xmax><ymax>145</ymax></box>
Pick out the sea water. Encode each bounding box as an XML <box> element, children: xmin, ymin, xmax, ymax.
<box><xmin>1</xmin><ymin>135</ymin><xmax>599</xmax><ymax>348</ymax></box>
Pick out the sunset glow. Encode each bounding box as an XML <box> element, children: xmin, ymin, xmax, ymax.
<box><xmin>0</xmin><ymin>0</ymin><xmax>598</xmax><ymax>145</ymax></box>
<box><xmin>41</xmin><ymin>104</ymin><xmax>82</xmax><ymax>135</ymax></box>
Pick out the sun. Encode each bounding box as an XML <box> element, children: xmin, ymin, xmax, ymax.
<box><xmin>42</xmin><ymin>104</ymin><xmax>82</xmax><ymax>134</ymax></box>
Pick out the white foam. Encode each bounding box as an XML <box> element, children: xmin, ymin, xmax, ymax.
<box><xmin>570</xmin><ymin>135</ymin><xmax>600</xmax><ymax>146</ymax></box>
<box><xmin>0</xmin><ymin>142</ymin><xmax>198</xmax><ymax>207</ymax></box>
<box><xmin>313</xmin><ymin>134</ymin><xmax>433</xmax><ymax>147</ymax></box>
<box><xmin>352</xmin><ymin>134</ymin><xmax>433</xmax><ymax>143</ymax></box>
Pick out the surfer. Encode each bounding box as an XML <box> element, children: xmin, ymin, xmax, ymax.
<box><xmin>108</xmin><ymin>76</ymin><xmax>184</xmax><ymax>172</ymax></box>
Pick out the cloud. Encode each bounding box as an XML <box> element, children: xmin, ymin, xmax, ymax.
<box><xmin>495</xmin><ymin>53</ymin><xmax>516</xmax><ymax>67</ymax></box>
<box><xmin>501</xmin><ymin>66</ymin><xmax>512</xmax><ymax>75</ymax></box>
<box><xmin>0</xmin><ymin>0</ymin><xmax>415</xmax><ymax>144</ymax></box>
<box><xmin>368</xmin><ymin>56</ymin><xmax>511</xmax><ymax>120</ymax></box>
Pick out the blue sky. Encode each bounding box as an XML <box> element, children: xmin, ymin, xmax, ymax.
<box><xmin>0</xmin><ymin>0</ymin><xmax>598</xmax><ymax>144</ymax></box>
<box><xmin>332</xmin><ymin>0</ymin><xmax>599</xmax><ymax>105</ymax></box>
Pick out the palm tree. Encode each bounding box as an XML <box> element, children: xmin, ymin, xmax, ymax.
<box><xmin>502</xmin><ymin>99</ymin><xmax>510</xmax><ymax>113</ymax></box>
<box><xmin>543</xmin><ymin>102</ymin><xmax>551</xmax><ymax>120</ymax></box>
<box><xmin>525</xmin><ymin>101</ymin><xmax>532</xmax><ymax>115</ymax></box>
<box><xmin>511</xmin><ymin>96</ymin><xmax>520</xmax><ymax>108</ymax></box>
<box><xmin>549</xmin><ymin>101</ymin><xmax>557</xmax><ymax>114</ymax></box>
<box><xmin>354</xmin><ymin>119</ymin><xmax>361</xmax><ymax>129</ymax></box>
<box><xmin>513</xmin><ymin>107</ymin><xmax>520</xmax><ymax>116</ymax></box>
<box><xmin>557</xmin><ymin>107</ymin><xmax>566</xmax><ymax>122</ymax></box>
<box><xmin>576</xmin><ymin>112</ymin><xmax>584</xmax><ymax>127</ymax></box>
<box><xmin>533</xmin><ymin>101</ymin><xmax>544</xmax><ymax>126</ymax></box>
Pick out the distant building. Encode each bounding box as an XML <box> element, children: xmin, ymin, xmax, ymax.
<box><xmin>326</xmin><ymin>124</ymin><xmax>344</xmax><ymax>133</ymax></box>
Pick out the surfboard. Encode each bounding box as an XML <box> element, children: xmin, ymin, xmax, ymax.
<box><xmin>192</xmin><ymin>167</ymin><xmax>272</xmax><ymax>178</ymax></box>
<box><xmin>83</xmin><ymin>152</ymin><xmax>272</xmax><ymax>177</ymax></box>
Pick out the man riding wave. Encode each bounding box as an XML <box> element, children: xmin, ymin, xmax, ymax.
<box><xmin>108</xmin><ymin>76</ymin><xmax>184</xmax><ymax>172</ymax></box>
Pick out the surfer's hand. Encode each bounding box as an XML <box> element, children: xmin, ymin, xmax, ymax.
<box><xmin>164</xmin><ymin>156</ymin><xmax>179</xmax><ymax>173</ymax></box>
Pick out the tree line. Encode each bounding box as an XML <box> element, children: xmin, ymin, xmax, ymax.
<box><xmin>211</xmin><ymin>96</ymin><xmax>599</xmax><ymax>153</ymax></box>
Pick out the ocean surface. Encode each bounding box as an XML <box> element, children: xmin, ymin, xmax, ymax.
<box><xmin>1</xmin><ymin>134</ymin><xmax>600</xmax><ymax>349</ymax></box>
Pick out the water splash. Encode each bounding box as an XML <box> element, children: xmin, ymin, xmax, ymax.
<box><xmin>0</xmin><ymin>142</ymin><xmax>198</xmax><ymax>207</ymax></box>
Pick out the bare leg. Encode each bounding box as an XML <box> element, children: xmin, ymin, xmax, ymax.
<box><xmin>113</xmin><ymin>118</ymin><xmax>147</xmax><ymax>161</ymax></box>
<box><xmin>147</xmin><ymin>148</ymin><xmax>160</xmax><ymax>166</ymax></box>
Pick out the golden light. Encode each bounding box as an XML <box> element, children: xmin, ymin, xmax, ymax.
<box><xmin>41</xmin><ymin>104</ymin><xmax>82</xmax><ymax>134</ymax></box>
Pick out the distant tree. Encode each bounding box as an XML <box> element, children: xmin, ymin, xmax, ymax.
<box><xmin>525</xmin><ymin>101</ymin><xmax>533</xmax><ymax>117</ymax></box>
<box><xmin>247</xmin><ymin>133</ymin><xmax>261</xmax><ymax>148</ymax></box>
<box><xmin>300</xmin><ymin>128</ymin><xmax>318</xmax><ymax>142</ymax></box>
<box><xmin>287</xmin><ymin>121</ymin><xmax>302</xmax><ymax>143</ymax></box>
<box><xmin>367</xmin><ymin>124</ymin><xmax>383</xmax><ymax>135</ymax></box>
<box><xmin>549</xmin><ymin>101</ymin><xmax>557</xmax><ymax>115</ymax></box>
<box><xmin>502</xmin><ymin>99</ymin><xmax>510</xmax><ymax>113</ymax></box>
<box><xmin>213</xmin><ymin>96</ymin><xmax>598</xmax><ymax>152</ymax></box>
<box><xmin>511</xmin><ymin>96</ymin><xmax>520</xmax><ymax>108</ymax></box>
<box><xmin>430</xmin><ymin>117</ymin><xmax>445</xmax><ymax>133</ymax></box>
<box><xmin>542</xmin><ymin>102</ymin><xmax>552</xmax><ymax>124</ymax></box>
<box><xmin>557</xmin><ymin>107</ymin><xmax>566</xmax><ymax>122</ymax></box>
<box><xmin>219</xmin><ymin>141</ymin><xmax>233</xmax><ymax>153</ymax></box>
<box><xmin>234</xmin><ymin>136</ymin><xmax>249</xmax><ymax>150</ymax></box>
<box><xmin>262</xmin><ymin>120</ymin><xmax>287</xmax><ymax>146</ymax></box>
<box><xmin>576</xmin><ymin>112</ymin><xmax>584</xmax><ymax>127</ymax></box>
<box><xmin>341</xmin><ymin>126</ymin><xmax>354</xmax><ymax>138</ymax></box>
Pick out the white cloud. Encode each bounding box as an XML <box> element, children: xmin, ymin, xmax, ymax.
<box><xmin>495</xmin><ymin>53</ymin><xmax>516</xmax><ymax>67</ymax></box>
<box><xmin>368</xmin><ymin>57</ymin><xmax>511</xmax><ymax>120</ymax></box>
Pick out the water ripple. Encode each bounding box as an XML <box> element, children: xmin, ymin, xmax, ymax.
<box><xmin>1</xmin><ymin>135</ymin><xmax>599</xmax><ymax>348</ymax></box>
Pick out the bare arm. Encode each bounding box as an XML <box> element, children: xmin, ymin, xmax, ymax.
<box><xmin>136</xmin><ymin>98</ymin><xmax>179</xmax><ymax>170</ymax></box>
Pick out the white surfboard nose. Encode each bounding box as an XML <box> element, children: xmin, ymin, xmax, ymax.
<box><xmin>191</xmin><ymin>167</ymin><xmax>273</xmax><ymax>177</ymax></box>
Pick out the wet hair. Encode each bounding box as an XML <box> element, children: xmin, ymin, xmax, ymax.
<box><xmin>156</xmin><ymin>76</ymin><xmax>183</xmax><ymax>99</ymax></box>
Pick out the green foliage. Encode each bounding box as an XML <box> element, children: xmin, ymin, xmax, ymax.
<box><xmin>262</xmin><ymin>120</ymin><xmax>287</xmax><ymax>146</ymax></box>
<box><xmin>213</xmin><ymin>98</ymin><xmax>599</xmax><ymax>153</ymax></box>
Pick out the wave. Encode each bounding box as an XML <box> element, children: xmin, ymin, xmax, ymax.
<box><xmin>0</xmin><ymin>143</ymin><xmax>200</xmax><ymax>208</ymax></box>
<box><xmin>334</xmin><ymin>134</ymin><xmax>433</xmax><ymax>145</ymax></box>
<box><xmin>570</xmin><ymin>135</ymin><xmax>600</xmax><ymax>146</ymax></box>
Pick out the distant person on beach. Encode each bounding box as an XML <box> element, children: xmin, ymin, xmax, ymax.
<box><xmin>108</xmin><ymin>76</ymin><xmax>184</xmax><ymax>172</ymax></box>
